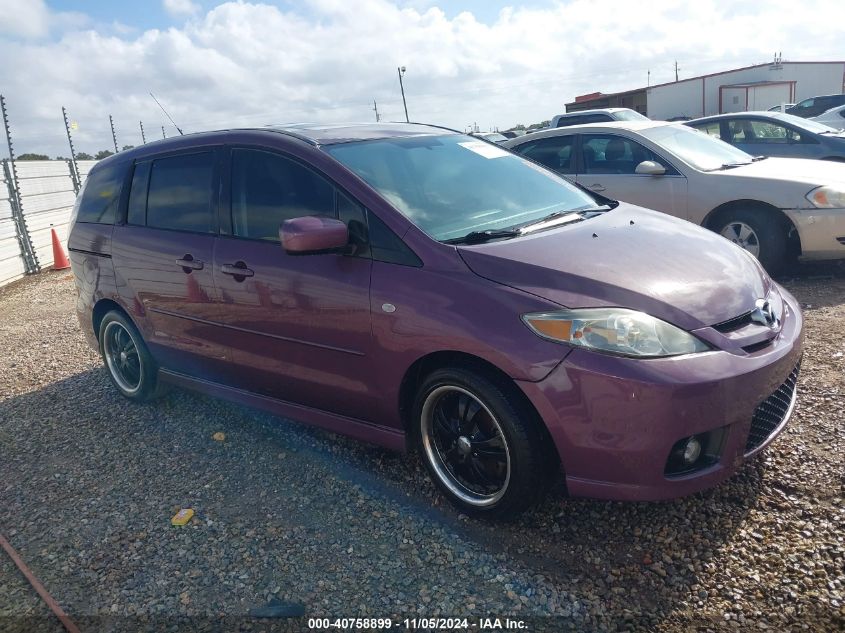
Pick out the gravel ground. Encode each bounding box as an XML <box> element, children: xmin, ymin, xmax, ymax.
<box><xmin>0</xmin><ymin>266</ymin><xmax>843</xmax><ymax>633</ymax></box>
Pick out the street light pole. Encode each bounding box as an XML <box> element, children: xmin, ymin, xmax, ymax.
<box><xmin>397</xmin><ymin>66</ymin><xmax>409</xmax><ymax>123</ymax></box>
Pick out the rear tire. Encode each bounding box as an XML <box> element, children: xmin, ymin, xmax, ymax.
<box><xmin>99</xmin><ymin>310</ymin><xmax>161</xmax><ymax>402</ymax></box>
<box><xmin>712</xmin><ymin>207</ymin><xmax>787</xmax><ymax>275</ymax></box>
<box><xmin>412</xmin><ymin>367</ymin><xmax>555</xmax><ymax>519</ymax></box>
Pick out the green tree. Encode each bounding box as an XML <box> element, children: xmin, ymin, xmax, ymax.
<box><xmin>75</xmin><ymin>152</ymin><xmax>94</xmax><ymax>160</ymax></box>
<box><xmin>95</xmin><ymin>150</ymin><xmax>114</xmax><ymax>160</ymax></box>
<box><xmin>55</xmin><ymin>156</ymin><xmax>67</xmax><ymax>161</ymax></box>
<box><xmin>122</xmin><ymin>145</ymin><xmax>134</xmax><ymax>151</ymax></box>
<box><xmin>17</xmin><ymin>153</ymin><xmax>50</xmax><ymax>160</ymax></box>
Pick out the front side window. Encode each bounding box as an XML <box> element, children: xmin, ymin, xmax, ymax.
<box><xmin>514</xmin><ymin>135</ymin><xmax>575</xmax><ymax>174</ymax></box>
<box><xmin>729</xmin><ymin>120</ymin><xmax>796</xmax><ymax>144</ymax></box>
<box><xmin>76</xmin><ymin>163</ymin><xmax>126</xmax><ymax>224</ymax></box>
<box><xmin>581</xmin><ymin>134</ymin><xmax>672</xmax><ymax>175</ymax></box>
<box><xmin>146</xmin><ymin>152</ymin><xmax>215</xmax><ymax>233</ymax></box>
<box><xmin>231</xmin><ymin>149</ymin><xmax>334</xmax><ymax>241</ymax></box>
<box><xmin>325</xmin><ymin>134</ymin><xmax>599</xmax><ymax>242</ymax></box>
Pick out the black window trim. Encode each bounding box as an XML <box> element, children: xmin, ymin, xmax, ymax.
<box><xmin>122</xmin><ymin>159</ymin><xmax>151</xmax><ymax>226</ymax></box>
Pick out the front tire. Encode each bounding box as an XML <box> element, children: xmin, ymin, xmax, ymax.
<box><xmin>712</xmin><ymin>207</ymin><xmax>787</xmax><ymax>275</ymax></box>
<box><xmin>99</xmin><ymin>310</ymin><xmax>160</xmax><ymax>402</ymax></box>
<box><xmin>412</xmin><ymin>367</ymin><xmax>554</xmax><ymax>519</ymax></box>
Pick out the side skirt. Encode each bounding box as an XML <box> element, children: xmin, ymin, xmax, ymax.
<box><xmin>158</xmin><ymin>369</ymin><xmax>407</xmax><ymax>453</ymax></box>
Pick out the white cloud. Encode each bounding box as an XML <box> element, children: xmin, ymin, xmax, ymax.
<box><xmin>0</xmin><ymin>0</ymin><xmax>842</xmax><ymax>156</ymax></box>
<box><xmin>163</xmin><ymin>0</ymin><xmax>201</xmax><ymax>18</ymax></box>
<box><xmin>0</xmin><ymin>0</ymin><xmax>51</xmax><ymax>38</ymax></box>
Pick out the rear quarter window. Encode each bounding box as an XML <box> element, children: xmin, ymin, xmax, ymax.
<box><xmin>76</xmin><ymin>163</ymin><xmax>127</xmax><ymax>224</ymax></box>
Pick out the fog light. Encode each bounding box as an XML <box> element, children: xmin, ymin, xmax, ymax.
<box><xmin>683</xmin><ymin>437</ymin><xmax>702</xmax><ymax>464</ymax></box>
<box><xmin>665</xmin><ymin>427</ymin><xmax>726</xmax><ymax>477</ymax></box>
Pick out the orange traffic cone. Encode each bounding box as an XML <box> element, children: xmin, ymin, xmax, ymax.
<box><xmin>51</xmin><ymin>228</ymin><xmax>70</xmax><ymax>270</ymax></box>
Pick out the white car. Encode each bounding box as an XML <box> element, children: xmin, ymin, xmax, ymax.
<box><xmin>550</xmin><ymin>108</ymin><xmax>648</xmax><ymax>129</ymax></box>
<box><xmin>811</xmin><ymin>104</ymin><xmax>845</xmax><ymax>131</ymax></box>
<box><xmin>502</xmin><ymin>121</ymin><xmax>845</xmax><ymax>273</ymax></box>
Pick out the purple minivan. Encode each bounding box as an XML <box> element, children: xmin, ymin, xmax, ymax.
<box><xmin>68</xmin><ymin>123</ymin><xmax>803</xmax><ymax>518</ymax></box>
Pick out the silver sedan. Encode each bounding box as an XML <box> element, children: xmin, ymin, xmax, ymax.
<box><xmin>503</xmin><ymin>121</ymin><xmax>845</xmax><ymax>273</ymax></box>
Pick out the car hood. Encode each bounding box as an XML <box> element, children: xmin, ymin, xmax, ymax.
<box><xmin>729</xmin><ymin>156</ymin><xmax>845</xmax><ymax>189</ymax></box>
<box><xmin>457</xmin><ymin>205</ymin><xmax>770</xmax><ymax>330</ymax></box>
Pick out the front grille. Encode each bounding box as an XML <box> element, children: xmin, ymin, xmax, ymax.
<box><xmin>713</xmin><ymin>311</ymin><xmax>754</xmax><ymax>333</ymax></box>
<box><xmin>745</xmin><ymin>362</ymin><xmax>800</xmax><ymax>453</ymax></box>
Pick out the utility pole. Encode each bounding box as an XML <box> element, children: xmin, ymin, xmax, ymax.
<box><xmin>372</xmin><ymin>99</ymin><xmax>380</xmax><ymax>122</ymax></box>
<box><xmin>647</xmin><ymin>69</ymin><xmax>650</xmax><ymax>87</ymax></box>
<box><xmin>397</xmin><ymin>66</ymin><xmax>409</xmax><ymax>123</ymax></box>
<box><xmin>109</xmin><ymin>115</ymin><xmax>118</xmax><ymax>153</ymax></box>
<box><xmin>139</xmin><ymin>120</ymin><xmax>147</xmax><ymax>144</ymax></box>
<box><xmin>674</xmin><ymin>60</ymin><xmax>680</xmax><ymax>82</ymax></box>
<box><xmin>162</xmin><ymin>125</ymin><xmax>166</xmax><ymax>139</ymax></box>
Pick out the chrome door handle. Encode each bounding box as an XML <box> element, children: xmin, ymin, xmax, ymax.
<box><xmin>221</xmin><ymin>262</ymin><xmax>254</xmax><ymax>278</ymax></box>
<box><xmin>589</xmin><ymin>184</ymin><xmax>606</xmax><ymax>192</ymax></box>
<box><xmin>176</xmin><ymin>255</ymin><xmax>204</xmax><ymax>271</ymax></box>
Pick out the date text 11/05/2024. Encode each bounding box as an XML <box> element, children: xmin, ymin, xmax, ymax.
<box><xmin>307</xmin><ymin>617</ymin><xmax>529</xmax><ymax>630</ymax></box>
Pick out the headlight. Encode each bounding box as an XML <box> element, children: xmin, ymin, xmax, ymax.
<box><xmin>806</xmin><ymin>185</ymin><xmax>845</xmax><ymax>208</ymax></box>
<box><xmin>522</xmin><ymin>308</ymin><xmax>710</xmax><ymax>357</ymax></box>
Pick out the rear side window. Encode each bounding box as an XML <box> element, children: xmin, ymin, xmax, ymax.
<box><xmin>76</xmin><ymin>163</ymin><xmax>126</xmax><ymax>224</ymax></box>
<box><xmin>146</xmin><ymin>152</ymin><xmax>215</xmax><ymax>233</ymax></box>
<box><xmin>514</xmin><ymin>136</ymin><xmax>575</xmax><ymax>174</ymax></box>
<box><xmin>231</xmin><ymin>149</ymin><xmax>334</xmax><ymax>241</ymax></box>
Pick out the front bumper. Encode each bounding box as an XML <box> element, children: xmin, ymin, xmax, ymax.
<box><xmin>784</xmin><ymin>207</ymin><xmax>845</xmax><ymax>260</ymax></box>
<box><xmin>517</xmin><ymin>288</ymin><xmax>804</xmax><ymax>501</ymax></box>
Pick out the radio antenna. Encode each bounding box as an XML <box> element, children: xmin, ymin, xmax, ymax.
<box><xmin>149</xmin><ymin>92</ymin><xmax>183</xmax><ymax>135</ymax></box>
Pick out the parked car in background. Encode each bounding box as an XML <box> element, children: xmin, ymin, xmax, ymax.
<box><xmin>550</xmin><ymin>108</ymin><xmax>648</xmax><ymax>128</ymax></box>
<box><xmin>768</xmin><ymin>103</ymin><xmax>795</xmax><ymax>112</ymax></box>
<box><xmin>69</xmin><ymin>123</ymin><xmax>804</xmax><ymax>518</ymax></box>
<box><xmin>786</xmin><ymin>94</ymin><xmax>845</xmax><ymax>119</ymax></box>
<box><xmin>471</xmin><ymin>131</ymin><xmax>509</xmax><ymax>143</ymax></box>
<box><xmin>685</xmin><ymin>112</ymin><xmax>845</xmax><ymax>162</ymax></box>
<box><xmin>503</xmin><ymin>121</ymin><xmax>845</xmax><ymax>273</ymax></box>
<box><xmin>811</xmin><ymin>104</ymin><xmax>845</xmax><ymax>130</ymax></box>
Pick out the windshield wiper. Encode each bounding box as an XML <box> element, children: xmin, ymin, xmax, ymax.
<box><xmin>445</xmin><ymin>205</ymin><xmax>613</xmax><ymax>245</ymax></box>
<box><xmin>444</xmin><ymin>229</ymin><xmax>521</xmax><ymax>245</ymax></box>
<box><xmin>518</xmin><ymin>205</ymin><xmax>612</xmax><ymax>231</ymax></box>
<box><xmin>714</xmin><ymin>162</ymin><xmax>752</xmax><ymax>170</ymax></box>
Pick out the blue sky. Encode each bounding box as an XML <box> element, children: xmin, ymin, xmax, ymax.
<box><xmin>45</xmin><ymin>0</ymin><xmax>554</xmax><ymax>32</ymax></box>
<box><xmin>0</xmin><ymin>0</ymin><xmax>841</xmax><ymax>156</ymax></box>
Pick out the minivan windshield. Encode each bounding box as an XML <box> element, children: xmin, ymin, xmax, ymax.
<box><xmin>325</xmin><ymin>134</ymin><xmax>601</xmax><ymax>242</ymax></box>
<box><xmin>640</xmin><ymin>124</ymin><xmax>754</xmax><ymax>171</ymax></box>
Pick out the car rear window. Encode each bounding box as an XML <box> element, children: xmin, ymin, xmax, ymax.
<box><xmin>76</xmin><ymin>163</ymin><xmax>126</xmax><ymax>224</ymax></box>
<box><xmin>146</xmin><ymin>152</ymin><xmax>215</xmax><ymax>233</ymax></box>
